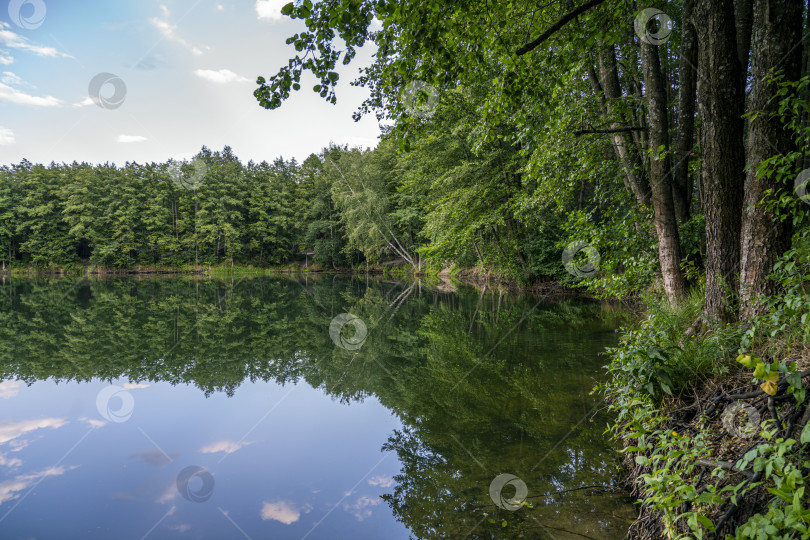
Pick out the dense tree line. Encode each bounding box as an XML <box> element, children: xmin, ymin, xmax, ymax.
<box><xmin>0</xmin><ymin>147</ymin><xmax>304</xmax><ymax>268</ymax></box>
<box><xmin>258</xmin><ymin>0</ymin><xmax>810</xmax><ymax>325</ymax></box>
<box><xmin>0</xmin><ymin>90</ymin><xmax>568</xmax><ymax>281</ymax></box>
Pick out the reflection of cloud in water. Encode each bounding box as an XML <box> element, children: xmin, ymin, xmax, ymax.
<box><xmin>260</xmin><ymin>500</ymin><xmax>311</xmax><ymax>525</ymax></box>
<box><xmin>368</xmin><ymin>475</ymin><xmax>394</xmax><ymax>488</ymax></box>
<box><xmin>0</xmin><ymin>418</ymin><xmax>67</xmax><ymax>445</ymax></box>
<box><xmin>158</xmin><ymin>483</ymin><xmax>178</xmax><ymax>504</ymax></box>
<box><xmin>79</xmin><ymin>417</ymin><xmax>106</xmax><ymax>429</ymax></box>
<box><xmin>344</xmin><ymin>495</ymin><xmax>381</xmax><ymax>522</ymax></box>
<box><xmin>0</xmin><ymin>380</ymin><xmax>20</xmax><ymax>399</ymax></box>
<box><xmin>0</xmin><ymin>453</ymin><xmax>21</xmax><ymax>467</ymax></box>
<box><xmin>0</xmin><ymin>466</ymin><xmax>78</xmax><ymax>505</ymax></box>
<box><xmin>0</xmin><ymin>418</ymin><xmax>68</xmax><ymax>469</ymax></box>
<box><xmin>129</xmin><ymin>449</ymin><xmax>177</xmax><ymax>467</ymax></box>
<box><xmin>200</xmin><ymin>440</ymin><xmax>252</xmax><ymax>454</ymax></box>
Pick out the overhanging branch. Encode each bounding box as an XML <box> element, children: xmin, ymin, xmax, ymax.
<box><xmin>516</xmin><ymin>0</ymin><xmax>607</xmax><ymax>56</ymax></box>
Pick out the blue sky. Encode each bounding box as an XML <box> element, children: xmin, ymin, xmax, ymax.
<box><xmin>0</xmin><ymin>0</ymin><xmax>382</xmax><ymax>165</ymax></box>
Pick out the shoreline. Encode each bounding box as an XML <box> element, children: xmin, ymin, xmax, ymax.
<box><xmin>0</xmin><ymin>263</ymin><xmax>583</xmax><ymax>295</ymax></box>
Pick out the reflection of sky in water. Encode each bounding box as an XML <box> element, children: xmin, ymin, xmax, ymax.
<box><xmin>0</xmin><ymin>379</ymin><xmax>408</xmax><ymax>539</ymax></box>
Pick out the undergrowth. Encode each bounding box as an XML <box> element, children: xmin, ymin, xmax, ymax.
<box><xmin>599</xmin><ymin>228</ymin><xmax>810</xmax><ymax>539</ymax></box>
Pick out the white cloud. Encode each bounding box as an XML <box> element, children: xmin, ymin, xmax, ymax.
<box><xmin>73</xmin><ymin>96</ymin><xmax>94</xmax><ymax>108</ymax></box>
<box><xmin>169</xmin><ymin>524</ymin><xmax>191</xmax><ymax>532</ymax></box>
<box><xmin>0</xmin><ymin>466</ymin><xmax>76</xmax><ymax>505</ymax></box>
<box><xmin>0</xmin><ymin>82</ymin><xmax>61</xmax><ymax>107</ymax></box>
<box><xmin>255</xmin><ymin>0</ymin><xmax>289</xmax><ymax>21</ymax></box>
<box><xmin>122</xmin><ymin>382</ymin><xmax>150</xmax><ymax>389</ymax></box>
<box><xmin>0</xmin><ymin>22</ymin><xmax>71</xmax><ymax>58</ymax></box>
<box><xmin>199</xmin><ymin>440</ymin><xmax>251</xmax><ymax>454</ymax></box>
<box><xmin>0</xmin><ymin>418</ymin><xmax>67</xmax><ymax>445</ymax></box>
<box><xmin>117</xmin><ymin>135</ymin><xmax>148</xmax><ymax>143</ymax></box>
<box><xmin>194</xmin><ymin>69</ymin><xmax>249</xmax><ymax>84</ymax></box>
<box><xmin>0</xmin><ymin>380</ymin><xmax>21</xmax><ymax>398</ymax></box>
<box><xmin>367</xmin><ymin>475</ymin><xmax>394</xmax><ymax>488</ymax></box>
<box><xmin>261</xmin><ymin>500</ymin><xmax>309</xmax><ymax>524</ymax></box>
<box><xmin>217</xmin><ymin>4</ymin><xmax>225</xmax><ymax>11</ymax></box>
<box><xmin>151</xmin><ymin>7</ymin><xmax>204</xmax><ymax>56</ymax></box>
<box><xmin>0</xmin><ymin>52</ymin><xmax>12</xmax><ymax>65</ymax></box>
<box><xmin>1</xmin><ymin>71</ymin><xmax>21</xmax><ymax>85</ymax></box>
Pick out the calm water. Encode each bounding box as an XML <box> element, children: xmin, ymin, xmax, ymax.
<box><xmin>0</xmin><ymin>276</ymin><xmax>636</xmax><ymax>539</ymax></box>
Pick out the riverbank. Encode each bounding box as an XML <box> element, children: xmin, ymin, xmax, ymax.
<box><xmin>600</xmin><ymin>286</ymin><xmax>810</xmax><ymax>539</ymax></box>
<box><xmin>0</xmin><ymin>261</ymin><xmax>578</xmax><ymax>293</ymax></box>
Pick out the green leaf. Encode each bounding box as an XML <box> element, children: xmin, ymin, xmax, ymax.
<box><xmin>753</xmin><ymin>362</ymin><xmax>777</xmax><ymax>382</ymax></box>
<box><xmin>281</xmin><ymin>2</ymin><xmax>294</xmax><ymax>16</ymax></box>
<box><xmin>801</xmin><ymin>422</ymin><xmax>810</xmax><ymax>444</ymax></box>
<box><xmin>327</xmin><ymin>72</ymin><xmax>339</xmax><ymax>82</ymax></box>
<box><xmin>696</xmin><ymin>515</ymin><xmax>715</xmax><ymax>532</ymax></box>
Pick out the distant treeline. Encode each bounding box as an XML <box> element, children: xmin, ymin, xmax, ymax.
<box><xmin>0</xmin><ymin>147</ymin><xmax>325</xmax><ymax>269</ymax></box>
<box><xmin>0</xmin><ymin>94</ymin><xmax>572</xmax><ymax>281</ymax></box>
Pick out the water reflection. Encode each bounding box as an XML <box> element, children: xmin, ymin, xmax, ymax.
<box><xmin>0</xmin><ymin>276</ymin><xmax>635</xmax><ymax>538</ymax></box>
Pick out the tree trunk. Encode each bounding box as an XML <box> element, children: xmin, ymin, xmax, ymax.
<box><xmin>734</xmin><ymin>0</ymin><xmax>754</xmax><ymax>90</ymax></box>
<box><xmin>595</xmin><ymin>46</ymin><xmax>652</xmax><ymax>207</ymax></box>
<box><xmin>194</xmin><ymin>199</ymin><xmax>198</xmax><ymax>267</ymax></box>
<box><xmin>641</xmin><ymin>39</ymin><xmax>686</xmax><ymax>303</ymax></box>
<box><xmin>739</xmin><ymin>0</ymin><xmax>803</xmax><ymax>320</ymax></box>
<box><xmin>694</xmin><ymin>0</ymin><xmax>746</xmax><ymax>322</ymax></box>
<box><xmin>673</xmin><ymin>0</ymin><xmax>698</xmax><ymax>223</ymax></box>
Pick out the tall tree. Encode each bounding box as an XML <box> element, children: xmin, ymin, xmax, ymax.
<box><xmin>641</xmin><ymin>36</ymin><xmax>686</xmax><ymax>302</ymax></box>
<box><xmin>739</xmin><ymin>0</ymin><xmax>804</xmax><ymax>320</ymax></box>
<box><xmin>693</xmin><ymin>0</ymin><xmax>747</xmax><ymax>322</ymax></box>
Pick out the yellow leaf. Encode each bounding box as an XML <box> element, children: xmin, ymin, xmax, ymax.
<box><xmin>761</xmin><ymin>380</ymin><xmax>777</xmax><ymax>396</ymax></box>
<box><xmin>736</xmin><ymin>354</ymin><xmax>757</xmax><ymax>368</ymax></box>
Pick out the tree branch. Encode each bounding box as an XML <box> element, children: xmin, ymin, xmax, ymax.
<box><xmin>573</xmin><ymin>126</ymin><xmax>649</xmax><ymax>136</ymax></box>
<box><xmin>516</xmin><ymin>0</ymin><xmax>607</xmax><ymax>56</ymax></box>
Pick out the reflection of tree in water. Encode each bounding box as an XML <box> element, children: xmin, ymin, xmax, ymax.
<box><xmin>0</xmin><ymin>276</ymin><xmax>635</xmax><ymax>537</ymax></box>
<box><xmin>372</xmin><ymin>299</ymin><xmax>635</xmax><ymax>539</ymax></box>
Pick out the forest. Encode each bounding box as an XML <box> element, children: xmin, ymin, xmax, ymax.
<box><xmin>0</xmin><ymin>102</ymin><xmax>564</xmax><ymax>282</ymax></box>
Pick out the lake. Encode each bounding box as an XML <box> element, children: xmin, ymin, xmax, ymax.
<box><xmin>0</xmin><ymin>276</ymin><xmax>636</xmax><ymax>539</ymax></box>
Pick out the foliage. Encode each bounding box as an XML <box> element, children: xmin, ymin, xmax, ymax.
<box><xmin>603</xmin><ymin>217</ymin><xmax>810</xmax><ymax>538</ymax></box>
<box><xmin>602</xmin><ymin>287</ymin><xmax>740</xmax><ymax>400</ymax></box>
